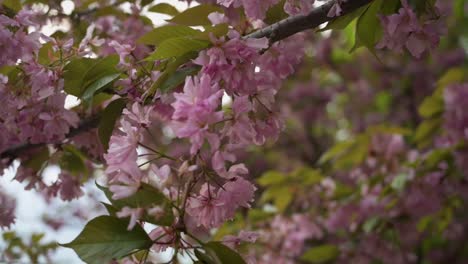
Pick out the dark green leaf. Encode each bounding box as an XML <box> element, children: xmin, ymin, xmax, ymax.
<box><xmin>63</xmin><ymin>58</ymin><xmax>96</xmax><ymax>96</ymax></box>
<box><xmin>60</xmin><ymin>145</ymin><xmax>88</xmax><ymax>177</ymax></box>
<box><xmin>61</xmin><ymin>216</ymin><xmax>152</xmax><ymax>264</ymax></box>
<box><xmin>98</xmin><ymin>98</ymin><xmax>127</xmax><ymax>150</ymax></box>
<box><xmin>159</xmin><ymin>66</ymin><xmax>201</xmax><ymax>93</ymax></box>
<box><xmin>201</xmin><ymin>242</ymin><xmax>247</xmax><ymax>264</ymax></box>
<box><xmin>81</xmin><ymin>73</ymin><xmax>121</xmax><ymax>103</ymax></box>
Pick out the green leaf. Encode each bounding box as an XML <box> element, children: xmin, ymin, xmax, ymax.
<box><xmin>195</xmin><ymin>24</ymin><xmax>230</xmax><ymax>41</ymax></box>
<box><xmin>101</xmin><ymin>202</ymin><xmax>119</xmax><ymax>216</ymax></box>
<box><xmin>81</xmin><ymin>73</ymin><xmax>121</xmax><ymax>103</ymax></box>
<box><xmin>60</xmin><ymin>145</ymin><xmax>88</xmax><ymax>177</ymax></box>
<box><xmin>138</xmin><ymin>25</ymin><xmax>201</xmax><ymax>46</ymax></box>
<box><xmin>63</xmin><ymin>55</ymin><xmax>120</xmax><ymax>99</ymax></box>
<box><xmin>168</xmin><ymin>4</ymin><xmax>223</xmax><ymax>26</ymax></box>
<box><xmin>147</xmin><ymin>37</ymin><xmax>210</xmax><ymax>60</ymax></box>
<box><xmin>98</xmin><ymin>98</ymin><xmax>127</xmax><ymax>150</ymax></box>
<box><xmin>198</xmin><ymin>242</ymin><xmax>247</xmax><ymax>264</ymax></box>
<box><xmin>257</xmin><ymin>171</ymin><xmax>286</xmax><ymax>186</ymax></box>
<box><xmin>145</xmin><ymin>51</ymin><xmax>199</xmax><ymax>100</ymax></box>
<box><xmin>23</xmin><ymin>147</ymin><xmax>50</xmax><ymax>171</ymax></box>
<box><xmin>353</xmin><ymin>0</ymin><xmax>399</xmax><ymax>52</ymax></box>
<box><xmin>418</xmin><ymin>95</ymin><xmax>444</xmax><ymax>118</ymax></box>
<box><xmin>148</xmin><ymin>3</ymin><xmax>179</xmax><ymax>16</ymax></box>
<box><xmin>97</xmin><ymin>183</ymin><xmax>174</xmax><ymax>226</ymax></box>
<box><xmin>322</xmin><ymin>3</ymin><xmax>369</xmax><ymax>31</ymax></box>
<box><xmin>63</xmin><ymin>58</ymin><xmax>96</xmax><ymax>96</ymax></box>
<box><xmin>61</xmin><ymin>216</ymin><xmax>152</xmax><ymax>264</ymax></box>
<box><xmin>301</xmin><ymin>245</ymin><xmax>340</xmax><ymax>263</ymax></box>
<box><xmin>264</xmin><ymin>0</ymin><xmax>288</xmax><ymax>25</ymax></box>
<box><xmin>3</xmin><ymin>0</ymin><xmax>21</xmax><ymax>11</ymax></box>
<box><xmin>391</xmin><ymin>173</ymin><xmax>408</xmax><ymax>191</ymax></box>
<box><xmin>159</xmin><ymin>65</ymin><xmax>201</xmax><ymax>93</ymax></box>
<box><xmin>414</xmin><ymin>118</ymin><xmax>442</xmax><ymax>148</ymax></box>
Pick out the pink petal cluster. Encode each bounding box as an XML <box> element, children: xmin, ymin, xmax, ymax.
<box><xmin>377</xmin><ymin>0</ymin><xmax>445</xmax><ymax>58</ymax></box>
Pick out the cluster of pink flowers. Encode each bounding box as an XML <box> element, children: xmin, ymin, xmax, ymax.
<box><xmin>377</xmin><ymin>0</ymin><xmax>445</xmax><ymax>58</ymax></box>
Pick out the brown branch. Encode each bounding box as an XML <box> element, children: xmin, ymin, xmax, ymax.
<box><xmin>0</xmin><ymin>0</ymin><xmax>374</xmax><ymax>161</ymax></box>
<box><xmin>0</xmin><ymin>115</ymin><xmax>100</xmax><ymax>161</ymax></box>
<box><xmin>245</xmin><ymin>0</ymin><xmax>373</xmax><ymax>42</ymax></box>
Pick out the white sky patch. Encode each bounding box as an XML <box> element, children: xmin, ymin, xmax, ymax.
<box><xmin>64</xmin><ymin>95</ymin><xmax>81</xmax><ymax>109</ymax></box>
<box><xmin>61</xmin><ymin>0</ymin><xmax>75</xmax><ymax>15</ymax></box>
<box><xmin>222</xmin><ymin>91</ymin><xmax>232</xmax><ymax>107</ymax></box>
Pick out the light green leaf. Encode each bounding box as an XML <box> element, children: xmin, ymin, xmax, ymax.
<box><xmin>147</xmin><ymin>37</ymin><xmax>210</xmax><ymax>60</ymax></box>
<box><xmin>414</xmin><ymin>118</ymin><xmax>442</xmax><ymax>148</ymax></box>
<box><xmin>148</xmin><ymin>3</ymin><xmax>179</xmax><ymax>16</ymax></box>
<box><xmin>61</xmin><ymin>216</ymin><xmax>152</xmax><ymax>264</ymax></box>
<box><xmin>301</xmin><ymin>245</ymin><xmax>340</xmax><ymax>263</ymax></box>
<box><xmin>168</xmin><ymin>4</ymin><xmax>223</xmax><ymax>26</ymax></box>
<box><xmin>257</xmin><ymin>171</ymin><xmax>286</xmax><ymax>186</ymax></box>
<box><xmin>322</xmin><ymin>3</ymin><xmax>369</xmax><ymax>31</ymax></box>
<box><xmin>138</xmin><ymin>25</ymin><xmax>201</xmax><ymax>46</ymax></box>
<box><xmin>98</xmin><ymin>98</ymin><xmax>127</xmax><ymax>150</ymax></box>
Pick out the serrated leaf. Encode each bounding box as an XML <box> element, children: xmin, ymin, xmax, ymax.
<box><xmin>168</xmin><ymin>4</ymin><xmax>223</xmax><ymax>26</ymax></box>
<box><xmin>61</xmin><ymin>216</ymin><xmax>152</xmax><ymax>264</ymax></box>
<box><xmin>98</xmin><ymin>98</ymin><xmax>127</xmax><ymax>150</ymax></box>
<box><xmin>301</xmin><ymin>245</ymin><xmax>340</xmax><ymax>263</ymax></box>
<box><xmin>148</xmin><ymin>3</ymin><xmax>179</xmax><ymax>16</ymax></box>
<box><xmin>138</xmin><ymin>25</ymin><xmax>201</xmax><ymax>46</ymax></box>
<box><xmin>147</xmin><ymin>37</ymin><xmax>210</xmax><ymax>60</ymax></box>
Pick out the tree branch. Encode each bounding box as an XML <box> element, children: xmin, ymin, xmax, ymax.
<box><xmin>245</xmin><ymin>0</ymin><xmax>373</xmax><ymax>42</ymax></box>
<box><xmin>0</xmin><ymin>115</ymin><xmax>100</xmax><ymax>161</ymax></box>
<box><xmin>0</xmin><ymin>0</ymin><xmax>374</xmax><ymax>161</ymax></box>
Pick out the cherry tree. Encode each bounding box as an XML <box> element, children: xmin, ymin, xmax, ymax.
<box><xmin>1</xmin><ymin>0</ymin><xmax>468</xmax><ymax>263</ymax></box>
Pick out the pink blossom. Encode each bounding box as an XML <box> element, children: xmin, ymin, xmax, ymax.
<box><xmin>223</xmin><ymin>231</ymin><xmax>259</xmax><ymax>248</ymax></box>
<box><xmin>149</xmin><ymin>227</ymin><xmax>176</xmax><ymax>252</ymax></box>
<box><xmin>109</xmin><ymin>183</ymin><xmax>139</xmax><ymax>200</ymax></box>
<box><xmin>104</xmin><ymin>120</ymin><xmax>141</xmax><ymax>180</ymax></box>
<box><xmin>187</xmin><ymin>184</ymin><xmax>227</xmax><ymax>228</ymax></box>
<box><xmin>116</xmin><ymin>207</ymin><xmax>144</xmax><ymax>230</ymax></box>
